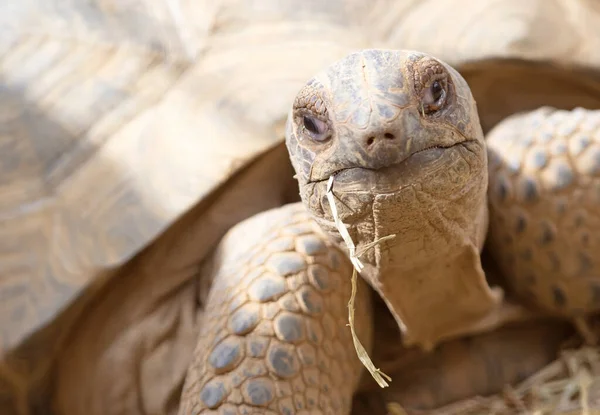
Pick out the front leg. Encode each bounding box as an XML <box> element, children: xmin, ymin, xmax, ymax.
<box><xmin>179</xmin><ymin>203</ymin><xmax>373</xmax><ymax>415</ymax></box>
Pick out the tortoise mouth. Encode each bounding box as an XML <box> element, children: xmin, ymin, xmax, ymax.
<box><xmin>306</xmin><ymin>141</ymin><xmax>476</xmax><ymax>192</ymax></box>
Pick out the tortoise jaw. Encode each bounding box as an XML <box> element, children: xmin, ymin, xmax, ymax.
<box><xmin>306</xmin><ymin>141</ymin><xmax>474</xmax><ymax>193</ymax></box>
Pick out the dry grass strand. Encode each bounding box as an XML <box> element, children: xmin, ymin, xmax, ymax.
<box><xmin>326</xmin><ymin>175</ymin><xmax>396</xmax><ymax>388</ymax></box>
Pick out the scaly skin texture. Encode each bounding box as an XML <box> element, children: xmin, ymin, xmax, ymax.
<box><xmin>285</xmin><ymin>49</ymin><xmax>511</xmax><ymax>349</ymax></box>
<box><xmin>487</xmin><ymin>107</ymin><xmax>600</xmax><ymax>316</ymax></box>
<box><xmin>178</xmin><ymin>203</ymin><xmax>372</xmax><ymax>415</ymax></box>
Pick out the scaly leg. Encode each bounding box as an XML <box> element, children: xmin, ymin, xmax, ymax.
<box><xmin>486</xmin><ymin>107</ymin><xmax>600</xmax><ymax>343</ymax></box>
<box><xmin>178</xmin><ymin>203</ymin><xmax>373</xmax><ymax>415</ymax></box>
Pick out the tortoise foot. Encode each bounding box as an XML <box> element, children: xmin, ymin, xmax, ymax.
<box><xmin>178</xmin><ymin>203</ymin><xmax>373</xmax><ymax>415</ymax></box>
<box><xmin>487</xmin><ymin>108</ymin><xmax>600</xmax><ymax>322</ymax></box>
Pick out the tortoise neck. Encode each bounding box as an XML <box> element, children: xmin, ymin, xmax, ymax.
<box><xmin>374</xmin><ymin>197</ymin><xmax>507</xmax><ymax>350</ymax></box>
<box><xmin>316</xmin><ymin>183</ymin><xmax>501</xmax><ymax>350</ymax></box>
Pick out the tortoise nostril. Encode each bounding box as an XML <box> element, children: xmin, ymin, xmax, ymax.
<box><xmin>365</xmin><ymin>133</ymin><xmax>396</xmax><ymax>147</ymax></box>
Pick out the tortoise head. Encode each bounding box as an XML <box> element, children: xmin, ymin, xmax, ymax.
<box><xmin>285</xmin><ymin>49</ymin><xmax>488</xmax><ymax>270</ymax></box>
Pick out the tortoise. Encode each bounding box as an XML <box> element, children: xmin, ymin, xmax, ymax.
<box><xmin>2</xmin><ymin>0</ymin><xmax>600</xmax><ymax>415</ymax></box>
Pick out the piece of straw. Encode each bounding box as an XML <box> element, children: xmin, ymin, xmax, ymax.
<box><xmin>386</xmin><ymin>402</ymin><xmax>409</xmax><ymax>415</ymax></box>
<box><xmin>326</xmin><ymin>175</ymin><xmax>396</xmax><ymax>388</ymax></box>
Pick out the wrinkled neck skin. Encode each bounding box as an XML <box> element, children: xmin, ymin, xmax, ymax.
<box><xmin>298</xmin><ymin>141</ymin><xmax>500</xmax><ymax>350</ymax></box>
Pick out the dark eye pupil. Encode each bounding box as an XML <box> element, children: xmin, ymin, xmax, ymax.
<box><xmin>431</xmin><ymin>81</ymin><xmax>443</xmax><ymax>102</ymax></box>
<box><xmin>303</xmin><ymin>116</ymin><xmax>319</xmax><ymax>134</ymax></box>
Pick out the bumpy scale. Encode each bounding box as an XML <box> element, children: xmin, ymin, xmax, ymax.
<box><xmin>178</xmin><ymin>204</ymin><xmax>372</xmax><ymax>415</ymax></box>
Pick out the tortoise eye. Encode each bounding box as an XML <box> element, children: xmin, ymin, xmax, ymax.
<box><xmin>302</xmin><ymin>115</ymin><xmax>330</xmax><ymax>142</ymax></box>
<box><xmin>422</xmin><ymin>79</ymin><xmax>447</xmax><ymax>114</ymax></box>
